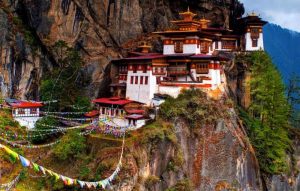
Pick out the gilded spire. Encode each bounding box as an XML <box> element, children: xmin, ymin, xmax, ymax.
<box><xmin>179</xmin><ymin>7</ymin><xmax>197</xmax><ymax>21</ymax></box>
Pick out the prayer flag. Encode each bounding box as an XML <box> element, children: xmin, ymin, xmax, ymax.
<box><xmin>19</xmin><ymin>155</ymin><xmax>30</xmax><ymax>167</ymax></box>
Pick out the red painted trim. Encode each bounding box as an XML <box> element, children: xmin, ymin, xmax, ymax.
<box><xmin>160</xmin><ymin>83</ymin><xmax>212</xmax><ymax>88</ymax></box>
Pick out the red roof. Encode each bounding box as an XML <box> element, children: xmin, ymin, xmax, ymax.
<box><xmin>10</xmin><ymin>101</ymin><xmax>43</xmax><ymax>108</ymax></box>
<box><xmin>92</xmin><ymin>97</ymin><xmax>134</xmax><ymax>106</ymax></box>
<box><xmin>84</xmin><ymin>110</ymin><xmax>99</xmax><ymax>118</ymax></box>
<box><xmin>126</xmin><ymin>109</ymin><xmax>145</xmax><ymax>114</ymax></box>
<box><xmin>124</xmin><ymin>54</ymin><xmax>165</xmax><ymax>60</ymax></box>
<box><xmin>190</xmin><ymin>54</ymin><xmax>218</xmax><ymax>59</ymax></box>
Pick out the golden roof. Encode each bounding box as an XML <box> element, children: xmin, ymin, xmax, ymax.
<box><xmin>179</xmin><ymin>7</ymin><xmax>197</xmax><ymax>20</ymax></box>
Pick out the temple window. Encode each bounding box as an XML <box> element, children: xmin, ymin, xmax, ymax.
<box><xmin>201</xmin><ymin>42</ymin><xmax>209</xmax><ymax>54</ymax></box>
<box><xmin>215</xmin><ymin>41</ymin><xmax>219</xmax><ymax>49</ymax></box>
<box><xmin>142</xmin><ymin>65</ymin><xmax>147</xmax><ymax>73</ymax></box>
<box><xmin>145</xmin><ymin>76</ymin><xmax>149</xmax><ymax>85</ymax></box>
<box><xmin>133</xmin><ymin>65</ymin><xmax>137</xmax><ymax>73</ymax></box>
<box><xmin>140</xmin><ymin>76</ymin><xmax>144</xmax><ymax>84</ymax></box>
<box><xmin>252</xmin><ymin>39</ymin><xmax>258</xmax><ymax>47</ymax></box>
<box><xmin>135</xmin><ymin>76</ymin><xmax>138</xmax><ymax>84</ymax></box>
<box><xmin>196</xmin><ymin>63</ymin><xmax>209</xmax><ymax>74</ymax></box>
<box><xmin>130</xmin><ymin>76</ymin><xmax>134</xmax><ymax>84</ymax></box>
<box><xmin>222</xmin><ymin>40</ymin><xmax>236</xmax><ymax>50</ymax></box>
<box><xmin>174</xmin><ymin>41</ymin><xmax>183</xmax><ymax>53</ymax></box>
<box><xmin>31</xmin><ymin>108</ymin><xmax>37</xmax><ymax>114</ymax></box>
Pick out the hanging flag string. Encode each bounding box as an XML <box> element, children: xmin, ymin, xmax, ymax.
<box><xmin>0</xmin><ymin>135</ymin><xmax>125</xmax><ymax>189</ymax></box>
<box><xmin>44</xmin><ymin>115</ymin><xmax>92</xmax><ymax>121</ymax></box>
<box><xmin>0</xmin><ymin>137</ymin><xmax>60</xmax><ymax>149</ymax></box>
<box><xmin>41</xmin><ymin>111</ymin><xmax>86</xmax><ymax>115</ymax></box>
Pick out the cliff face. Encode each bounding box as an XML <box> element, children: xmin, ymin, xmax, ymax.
<box><xmin>0</xmin><ymin>0</ymin><xmax>244</xmax><ymax>99</ymax></box>
<box><xmin>95</xmin><ymin>108</ymin><xmax>263</xmax><ymax>191</ymax></box>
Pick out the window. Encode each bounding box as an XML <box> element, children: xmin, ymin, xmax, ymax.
<box><xmin>142</xmin><ymin>65</ymin><xmax>147</xmax><ymax>73</ymax></box>
<box><xmin>222</xmin><ymin>40</ymin><xmax>236</xmax><ymax>50</ymax></box>
<box><xmin>156</xmin><ymin>77</ymin><xmax>161</xmax><ymax>84</ymax></box>
<box><xmin>174</xmin><ymin>41</ymin><xmax>183</xmax><ymax>53</ymax></box>
<box><xmin>31</xmin><ymin>108</ymin><xmax>37</xmax><ymax>114</ymax></box>
<box><xmin>145</xmin><ymin>76</ymin><xmax>148</xmax><ymax>85</ymax></box>
<box><xmin>135</xmin><ymin>76</ymin><xmax>138</xmax><ymax>84</ymax></box>
<box><xmin>200</xmin><ymin>42</ymin><xmax>209</xmax><ymax>53</ymax></box>
<box><xmin>133</xmin><ymin>65</ymin><xmax>137</xmax><ymax>73</ymax></box>
<box><xmin>140</xmin><ymin>76</ymin><xmax>144</xmax><ymax>84</ymax></box>
<box><xmin>252</xmin><ymin>39</ymin><xmax>258</xmax><ymax>47</ymax></box>
<box><xmin>196</xmin><ymin>63</ymin><xmax>209</xmax><ymax>74</ymax></box>
<box><xmin>215</xmin><ymin>41</ymin><xmax>219</xmax><ymax>49</ymax></box>
<box><xmin>130</xmin><ymin>76</ymin><xmax>134</xmax><ymax>84</ymax></box>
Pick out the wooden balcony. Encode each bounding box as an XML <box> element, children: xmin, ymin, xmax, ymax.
<box><xmin>168</xmin><ymin>70</ymin><xmax>189</xmax><ymax>75</ymax></box>
<box><xmin>196</xmin><ymin>69</ymin><xmax>209</xmax><ymax>74</ymax></box>
<box><xmin>153</xmin><ymin>71</ymin><xmax>167</xmax><ymax>75</ymax></box>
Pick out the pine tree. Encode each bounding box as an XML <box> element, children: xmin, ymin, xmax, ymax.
<box><xmin>240</xmin><ymin>51</ymin><xmax>292</xmax><ymax>174</ymax></box>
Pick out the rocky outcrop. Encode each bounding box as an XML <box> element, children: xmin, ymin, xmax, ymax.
<box><xmin>0</xmin><ymin>0</ymin><xmax>244</xmax><ymax>99</ymax></box>
<box><xmin>115</xmin><ymin>108</ymin><xmax>263</xmax><ymax>191</ymax></box>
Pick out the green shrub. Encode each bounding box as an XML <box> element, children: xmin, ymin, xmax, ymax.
<box><xmin>53</xmin><ymin>130</ymin><xmax>86</xmax><ymax>161</ymax></box>
<box><xmin>160</xmin><ymin>89</ymin><xmax>221</xmax><ymax>128</ymax></box>
<box><xmin>145</xmin><ymin>175</ymin><xmax>160</xmax><ymax>189</ymax></box>
<box><xmin>166</xmin><ymin>179</ymin><xmax>194</xmax><ymax>191</ymax></box>
<box><xmin>31</xmin><ymin>116</ymin><xmax>59</xmax><ymax>144</ymax></box>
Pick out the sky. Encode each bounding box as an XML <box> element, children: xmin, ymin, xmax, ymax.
<box><xmin>239</xmin><ymin>0</ymin><xmax>300</xmax><ymax>32</ymax></box>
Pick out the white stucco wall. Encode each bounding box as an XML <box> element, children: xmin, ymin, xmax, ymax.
<box><xmin>158</xmin><ymin>86</ymin><xmax>183</xmax><ymax>98</ymax></box>
<box><xmin>245</xmin><ymin>32</ymin><xmax>264</xmax><ymax>51</ymax></box>
<box><xmin>183</xmin><ymin>44</ymin><xmax>200</xmax><ymax>54</ymax></box>
<box><xmin>126</xmin><ymin>70</ymin><xmax>156</xmax><ymax>105</ymax></box>
<box><xmin>15</xmin><ymin>117</ymin><xmax>41</xmax><ymax>129</ymax></box>
<box><xmin>163</xmin><ymin>45</ymin><xmax>175</xmax><ymax>55</ymax></box>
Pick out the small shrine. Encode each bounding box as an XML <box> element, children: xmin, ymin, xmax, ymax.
<box><xmin>5</xmin><ymin>99</ymin><xmax>43</xmax><ymax>129</ymax></box>
<box><xmin>92</xmin><ymin>97</ymin><xmax>146</xmax><ymax>128</ymax></box>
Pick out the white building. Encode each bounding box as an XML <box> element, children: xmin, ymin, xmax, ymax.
<box><xmin>5</xmin><ymin>99</ymin><xmax>43</xmax><ymax>129</ymax></box>
<box><xmin>110</xmin><ymin>9</ymin><xmax>267</xmax><ymax>105</ymax></box>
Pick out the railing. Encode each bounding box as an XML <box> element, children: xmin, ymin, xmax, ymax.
<box><xmin>196</xmin><ymin>69</ymin><xmax>209</xmax><ymax>74</ymax></box>
<box><xmin>152</xmin><ymin>71</ymin><xmax>167</xmax><ymax>75</ymax></box>
<box><xmin>168</xmin><ymin>69</ymin><xmax>189</xmax><ymax>75</ymax></box>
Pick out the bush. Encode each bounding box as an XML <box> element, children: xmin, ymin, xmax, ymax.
<box><xmin>31</xmin><ymin>116</ymin><xmax>59</xmax><ymax>144</ymax></box>
<box><xmin>53</xmin><ymin>130</ymin><xmax>86</xmax><ymax>161</ymax></box>
<box><xmin>145</xmin><ymin>175</ymin><xmax>160</xmax><ymax>189</ymax></box>
<box><xmin>160</xmin><ymin>89</ymin><xmax>222</xmax><ymax>128</ymax></box>
<box><xmin>166</xmin><ymin>179</ymin><xmax>194</xmax><ymax>191</ymax></box>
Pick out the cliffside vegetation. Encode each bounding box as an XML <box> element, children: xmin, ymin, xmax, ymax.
<box><xmin>240</xmin><ymin>51</ymin><xmax>292</xmax><ymax>174</ymax></box>
<box><xmin>40</xmin><ymin>40</ymin><xmax>91</xmax><ymax>112</ymax></box>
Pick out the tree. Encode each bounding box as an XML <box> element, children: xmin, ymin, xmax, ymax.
<box><xmin>241</xmin><ymin>51</ymin><xmax>292</xmax><ymax>174</ymax></box>
<box><xmin>52</xmin><ymin>130</ymin><xmax>86</xmax><ymax>161</ymax></box>
<box><xmin>286</xmin><ymin>73</ymin><xmax>300</xmax><ymax>127</ymax></box>
<box><xmin>40</xmin><ymin>40</ymin><xmax>84</xmax><ymax>111</ymax></box>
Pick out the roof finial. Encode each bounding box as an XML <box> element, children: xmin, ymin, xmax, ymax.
<box><xmin>187</xmin><ymin>6</ymin><xmax>190</xmax><ymax>12</ymax></box>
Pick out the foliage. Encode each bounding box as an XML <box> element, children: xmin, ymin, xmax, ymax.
<box><xmin>241</xmin><ymin>51</ymin><xmax>293</xmax><ymax>174</ymax></box>
<box><xmin>40</xmin><ymin>40</ymin><xmax>84</xmax><ymax>111</ymax></box>
<box><xmin>79</xmin><ymin>166</ymin><xmax>91</xmax><ymax>179</ymax></box>
<box><xmin>31</xmin><ymin>116</ymin><xmax>59</xmax><ymax>143</ymax></box>
<box><xmin>139</xmin><ymin>120</ymin><xmax>175</xmax><ymax>145</ymax></box>
<box><xmin>160</xmin><ymin>89</ymin><xmax>223</xmax><ymax>128</ymax></box>
<box><xmin>53</xmin><ymin>130</ymin><xmax>86</xmax><ymax>161</ymax></box>
<box><xmin>165</xmin><ymin>179</ymin><xmax>194</xmax><ymax>191</ymax></box>
<box><xmin>145</xmin><ymin>175</ymin><xmax>160</xmax><ymax>189</ymax></box>
<box><xmin>249</xmin><ymin>51</ymin><xmax>290</xmax><ymax>129</ymax></box>
<box><xmin>240</xmin><ymin>109</ymin><xmax>291</xmax><ymax>174</ymax></box>
<box><xmin>286</xmin><ymin>74</ymin><xmax>300</xmax><ymax>127</ymax></box>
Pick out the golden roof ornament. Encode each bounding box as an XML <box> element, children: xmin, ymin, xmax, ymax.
<box><xmin>138</xmin><ymin>41</ymin><xmax>151</xmax><ymax>53</ymax></box>
<box><xmin>179</xmin><ymin>6</ymin><xmax>197</xmax><ymax>21</ymax></box>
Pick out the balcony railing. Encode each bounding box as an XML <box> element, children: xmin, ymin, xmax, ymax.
<box><xmin>196</xmin><ymin>69</ymin><xmax>209</xmax><ymax>74</ymax></box>
<box><xmin>168</xmin><ymin>68</ymin><xmax>189</xmax><ymax>75</ymax></box>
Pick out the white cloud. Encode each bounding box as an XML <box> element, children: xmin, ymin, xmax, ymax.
<box><xmin>239</xmin><ymin>0</ymin><xmax>300</xmax><ymax>32</ymax></box>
